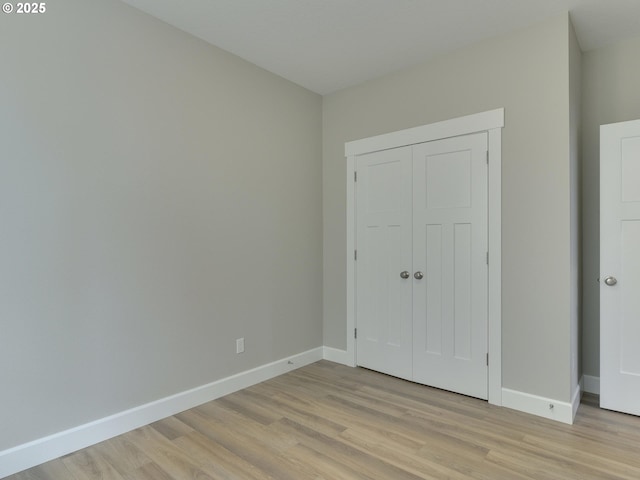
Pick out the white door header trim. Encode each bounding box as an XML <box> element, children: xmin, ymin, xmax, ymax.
<box><xmin>345</xmin><ymin>108</ymin><xmax>504</xmax><ymax>157</ymax></box>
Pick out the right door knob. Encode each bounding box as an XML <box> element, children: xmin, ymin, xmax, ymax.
<box><xmin>604</xmin><ymin>276</ymin><xmax>617</xmax><ymax>286</ymax></box>
<box><xmin>414</xmin><ymin>271</ymin><xmax>424</xmax><ymax>280</ymax></box>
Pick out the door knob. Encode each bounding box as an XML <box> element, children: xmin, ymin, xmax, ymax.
<box><xmin>604</xmin><ymin>276</ymin><xmax>617</xmax><ymax>286</ymax></box>
<box><xmin>414</xmin><ymin>271</ymin><xmax>424</xmax><ymax>280</ymax></box>
<box><xmin>400</xmin><ymin>271</ymin><xmax>410</xmax><ymax>279</ymax></box>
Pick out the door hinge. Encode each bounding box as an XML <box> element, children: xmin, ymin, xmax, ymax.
<box><xmin>486</xmin><ymin>151</ymin><xmax>489</xmax><ymax>164</ymax></box>
<box><xmin>354</xmin><ymin>171</ymin><xmax>357</xmax><ymax>182</ymax></box>
<box><xmin>486</xmin><ymin>353</ymin><xmax>489</xmax><ymax>366</ymax></box>
<box><xmin>354</xmin><ymin>250</ymin><xmax>357</xmax><ymax>261</ymax></box>
<box><xmin>354</xmin><ymin>328</ymin><xmax>358</xmax><ymax>339</ymax></box>
<box><xmin>486</xmin><ymin>251</ymin><xmax>489</xmax><ymax>265</ymax></box>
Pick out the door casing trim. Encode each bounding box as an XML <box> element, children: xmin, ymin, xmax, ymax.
<box><xmin>345</xmin><ymin>108</ymin><xmax>504</xmax><ymax>406</ymax></box>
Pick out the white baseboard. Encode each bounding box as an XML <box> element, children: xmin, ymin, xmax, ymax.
<box><xmin>502</xmin><ymin>388</ymin><xmax>575</xmax><ymax>425</ymax></box>
<box><xmin>582</xmin><ymin>375</ymin><xmax>600</xmax><ymax>395</ymax></box>
<box><xmin>322</xmin><ymin>346</ymin><xmax>353</xmax><ymax>366</ymax></box>
<box><xmin>0</xmin><ymin>347</ymin><xmax>323</xmax><ymax>479</ymax></box>
<box><xmin>571</xmin><ymin>383</ymin><xmax>581</xmax><ymax>421</ymax></box>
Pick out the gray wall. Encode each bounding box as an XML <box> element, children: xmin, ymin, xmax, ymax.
<box><xmin>323</xmin><ymin>14</ymin><xmax>576</xmax><ymax>402</ymax></box>
<box><xmin>581</xmin><ymin>34</ymin><xmax>640</xmax><ymax>378</ymax></box>
<box><xmin>0</xmin><ymin>0</ymin><xmax>323</xmax><ymax>451</ymax></box>
<box><xmin>569</xmin><ymin>19</ymin><xmax>583</xmax><ymax>398</ymax></box>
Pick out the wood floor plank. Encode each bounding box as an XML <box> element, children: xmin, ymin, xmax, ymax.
<box><xmin>271</xmin><ymin>417</ymin><xmax>428</xmax><ymax>480</ymax></box>
<box><xmin>191</xmin><ymin>402</ymin><xmax>298</xmax><ymax>453</ymax></box>
<box><xmin>521</xmin><ymin>433</ymin><xmax>640</xmax><ymax>479</ymax></box>
<box><xmin>93</xmin><ymin>436</ymin><xmax>152</xmax><ymax>475</ymax></box>
<box><xmin>125</xmin><ymin>426</ymin><xmax>216</xmax><ymax>480</ymax></box>
<box><xmin>7</xmin><ymin>360</ymin><xmax>640</xmax><ymax>480</ymax></box>
<box><xmin>172</xmin><ymin>431</ymin><xmax>273</xmax><ymax>480</ymax></box>
<box><xmin>282</xmin><ymin>443</ymin><xmax>374</xmax><ymax>480</ymax></box>
<box><xmin>176</xmin><ymin>409</ymin><xmax>312</xmax><ymax>480</ymax></box>
<box><xmin>62</xmin><ymin>447</ymin><xmax>126</xmax><ymax>480</ymax></box>
<box><xmin>8</xmin><ymin>459</ymin><xmax>78</xmax><ymax>480</ymax></box>
<box><xmin>150</xmin><ymin>416</ymin><xmax>195</xmax><ymax>441</ymax></box>
<box><xmin>122</xmin><ymin>462</ymin><xmax>175</xmax><ymax>480</ymax></box>
<box><xmin>235</xmin><ymin>387</ymin><xmax>348</xmax><ymax>437</ymax></box>
<box><xmin>338</xmin><ymin>427</ymin><xmax>473</xmax><ymax>480</ymax></box>
<box><xmin>215</xmin><ymin>390</ymin><xmax>283</xmax><ymax>426</ymax></box>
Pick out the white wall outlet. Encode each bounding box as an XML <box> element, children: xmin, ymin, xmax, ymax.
<box><xmin>236</xmin><ymin>337</ymin><xmax>245</xmax><ymax>354</ymax></box>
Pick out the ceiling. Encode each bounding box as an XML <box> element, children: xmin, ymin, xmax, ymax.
<box><xmin>121</xmin><ymin>0</ymin><xmax>640</xmax><ymax>95</ymax></box>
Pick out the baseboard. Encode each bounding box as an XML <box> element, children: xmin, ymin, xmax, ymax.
<box><xmin>571</xmin><ymin>383</ymin><xmax>581</xmax><ymax>421</ymax></box>
<box><xmin>502</xmin><ymin>388</ymin><xmax>575</xmax><ymax>425</ymax></box>
<box><xmin>582</xmin><ymin>375</ymin><xmax>600</xmax><ymax>395</ymax></box>
<box><xmin>0</xmin><ymin>347</ymin><xmax>323</xmax><ymax>479</ymax></box>
<box><xmin>322</xmin><ymin>346</ymin><xmax>353</xmax><ymax>366</ymax></box>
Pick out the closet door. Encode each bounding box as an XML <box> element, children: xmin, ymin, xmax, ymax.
<box><xmin>355</xmin><ymin>147</ymin><xmax>413</xmax><ymax>379</ymax></box>
<box><xmin>412</xmin><ymin>133</ymin><xmax>489</xmax><ymax>399</ymax></box>
<box><xmin>355</xmin><ymin>133</ymin><xmax>489</xmax><ymax>399</ymax></box>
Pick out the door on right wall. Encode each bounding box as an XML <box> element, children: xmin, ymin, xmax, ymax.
<box><xmin>600</xmin><ymin>119</ymin><xmax>640</xmax><ymax>416</ymax></box>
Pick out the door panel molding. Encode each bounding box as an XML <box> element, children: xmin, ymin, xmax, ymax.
<box><xmin>345</xmin><ymin>108</ymin><xmax>503</xmax><ymax>406</ymax></box>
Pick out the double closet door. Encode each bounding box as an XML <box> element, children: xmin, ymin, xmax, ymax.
<box><xmin>356</xmin><ymin>132</ymin><xmax>489</xmax><ymax>400</ymax></box>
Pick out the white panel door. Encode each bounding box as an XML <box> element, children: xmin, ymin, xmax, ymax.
<box><xmin>356</xmin><ymin>133</ymin><xmax>489</xmax><ymax>399</ymax></box>
<box><xmin>412</xmin><ymin>133</ymin><xmax>488</xmax><ymax>399</ymax></box>
<box><xmin>356</xmin><ymin>146</ymin><xmax>413</xmax><ymax>379</ymax></box>
<box><xmin>601</xmin><ymin>119</ymin><xmax>640</xmax><ymax>415</ymax></box>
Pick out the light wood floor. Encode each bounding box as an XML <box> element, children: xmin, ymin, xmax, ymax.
<box><xmin>8</xmin><ymin>361</ymin><xmax>640</xmax><ymax>480</ymax></box>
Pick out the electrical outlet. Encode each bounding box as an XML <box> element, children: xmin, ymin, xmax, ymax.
<box><xmin>236</xmin><ymin>337</ymin><xmax>245</xmax><ymax>354</ymax></box>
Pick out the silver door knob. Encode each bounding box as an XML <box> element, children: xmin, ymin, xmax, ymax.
<box><xmin>604</xmin><ymin>276</ymin><xmax>617</xmax><ymax>286</ymax></box>
<box><xmin>400</xmin><ymin>271</ymin><xmax>410</xmax><ymax>279</ymax></box>
<box><xmin>414</xmin><ymin>271</ymin><xmax>424</xmax><ymax>280</ymax></box>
